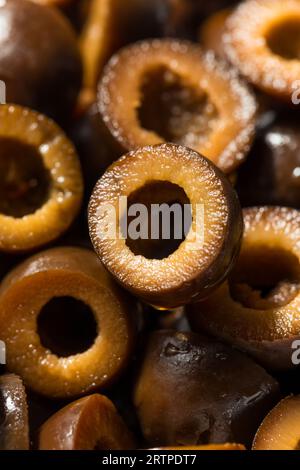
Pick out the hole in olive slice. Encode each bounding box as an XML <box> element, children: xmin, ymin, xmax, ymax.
<box><xmin>37</xmin><ymin>296</ymin><xmax>98</xmax><ymax>357</ymax></box>
<box><xmin>138</xmin><ymin>66</ymin><xmax>218</xmax><ymax>149</ymax></box>
<box><xmin>0</xmin><ymin>137</ymin><xmax>51</xmax><ymax>218</ymax></box>
<box><xmin>266</xmin><ymin>18</ymin><xmax>300</xmax><ymax>60</ymax></box>
<box><xmin>124</xmin><ymin>180</ymin><xmax>192</xmax><ymax>260</ymax></box>
<box><xmin>229</xmin><ymin>245</ymin><xmax>300</xmax><ymax>310</ymax></box>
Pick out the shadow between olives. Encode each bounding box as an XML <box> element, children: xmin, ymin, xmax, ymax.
<box><xmin>37</xmin><ymin>296</ymin><xmax>98</xmax><ymax>357</ymax></box>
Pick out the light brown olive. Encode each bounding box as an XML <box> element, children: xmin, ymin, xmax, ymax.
<box><xmin>39</xmin><ymin>394</ymin><xmax>136</xmax><ymax>450</ymax></box>
<box><xmin>0</xmin><ymin>104</ymin><xmax>83</xmax><ymax>253</ymax></box>
<box><xmin>199</xmin><ymin>8</ymin><xmax>231</xmax><ymax>59</ymax></box>
<box><xmin>224</xmin><ymin>0</ymin><xmax>300</xmax><ymax>102</ymax></box>
<box><xmin>0</xmin><ymin>247</ymin><xmax>136</xmax><ymax>398</ymax></box>
<box><xmin>88</xmin><ymin>143</ymin><xmax>243</xmax><ymax>308</ymax></box>
<box><xmin>98</xmin><ymin>39</ymin><xmax>257</xmax><ymax>174</ymax></box>
<box><xmin>189</xmin><ymin>207</ymin><xmax>300</xmax><ymax>371</ymax></box>
<box><xmin>78</xmin><ymin>0</ymin><xmax>167</xmax><ymax>112</ymax></box>
<box><xmin>253</xmin><ymin>395</ymin><xmax>300</xmax><ymax>450</ymax></box>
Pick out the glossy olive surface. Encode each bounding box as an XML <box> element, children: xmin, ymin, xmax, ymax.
<box><xmin>0</xmin><ymin>0</ymin><xmax>82</xmax><ymax>121</ymax></box>
<box><xmin>0</xmin><ymin>374</ymin><xmax>29</xmax><ymax>450</ymax></box>
<box><xmin>134</xmin><ymin>331</ymin><xmax>279</xmax><ymax>448</ymax></box>
<box><xmin>39</xmin><ymin>394</ymin><xmax>136</xmax><ymax>450</ymax></box>
<box><xmin>237</xmin><ymin>116</ymin><xmax>300</xmax><ymax>208</ymax></box>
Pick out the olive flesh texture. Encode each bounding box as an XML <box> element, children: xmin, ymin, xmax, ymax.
<box><xmin>253</xmin><ymin>395</ymin><xmax>300</xmax><ymax>450</ymax></box>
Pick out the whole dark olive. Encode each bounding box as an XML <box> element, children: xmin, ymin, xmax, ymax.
<box><xmin>133</xmin><ymin>331</ymin><xmax>280</xmax><ymax>448</ymax></box>
<box><xmin>237</xmin><ymin>115</ymin><xmax>300</xmax><ymax>209</ymax></box>
<box><xmin>0</xmin><ymin>0</ymin><xmax>82</xmax><ymax>122</ymax></box>
<box><xmin>0</xmin><ymin>374</ymin><xmax>29</xmax><ymax>450</ymax></box>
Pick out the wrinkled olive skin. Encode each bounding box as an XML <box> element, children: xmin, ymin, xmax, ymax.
<box><xmin>134</xmin><ymin>331</ymin><xmax>280</xmax><ymax>448</ymax></box>
<box><xmin>0</xmin><ymin>0</ymin><xmax>82</xmax><ymax>122</ymax></box>
<box><xmin>237</xmin><ymin>115</ymin><xmax>300</xmax><ymax>208</ymax></box>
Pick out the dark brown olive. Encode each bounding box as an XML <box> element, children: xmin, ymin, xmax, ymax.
<box><xmin>71</xmin><ymin>103</ymin><xmax>117</xmax><ymax>192</ymax></box>
<box><xmin>0</xmin><ymin>0</ymin><xmax>82</xmax><ymax>122</ymax></box>
<box><xmin>133</xmin><ymin>331</ymin><xmax>280</xmax><ymax>448</ymax></box>
<box><xmin>165</xmin><ymin>0</ymin><xmax>238</xmax><ymax>38</ymax></box>
<box><xmin>0</xmin><ymin>374</ymin><xmax>29</xmax><ymax>450</ymax></box>
<box><xmin>237</xmin><ymin>115</ymin><xmax>300</xmax><ymax>208</ymax></box>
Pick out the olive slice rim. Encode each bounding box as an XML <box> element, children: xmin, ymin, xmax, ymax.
<box><xmin>98</xmin><ymin>38</ymin><xmax>257</xmax><ymax>174</ymax></box>
<box><xmin>224</xmin><ymin>0</ymin><xmax>300</xmax><ymax>100</ymax></box>
<box><xmin>189</xmin><ymin>206</ymin><xmax>300</xmax><ymax>343</ymax></box>
<box><xmin>0</xmin><ymin>247</ymin><xmax>134</xmax><ymax>398</ymax></box>
<box><xmin>0</xmin><ymin>104</ymin><xmax>83</xmax><ymax>252</ymax></box>
<box><xmin>88</xmin><ymin>143</ymin><xmax>242</xmax><ymax>305</ymax></box>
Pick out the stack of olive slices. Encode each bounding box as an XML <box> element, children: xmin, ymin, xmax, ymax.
<box><xmin>0</xmin><ymin>0</ymin><xmax>300</xmax><ymax>451</ymax></box>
